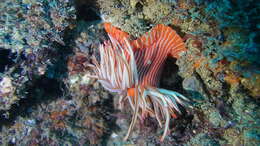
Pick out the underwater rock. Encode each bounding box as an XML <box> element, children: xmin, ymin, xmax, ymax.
<box><xmin>0</xmin><ymin>0</ymin><xmax>76</xmax><ymax>115</ymax></box>
<box><xmin>208</xmin><ymin>110</ymin><xmax>223</xmax><ymax>127</ymax></box>
<box><xmin>185</xmin><ymin>133</ymin><xmax>220</xmax><ymax>146</ymax></box>
<box><xmin>182</xmin><ymin>75</ymin><xmax>205</xmax><ymax>100</ymax></box>
<box><xmin>0</xmin><ymin>0</ymin><xmax>76</xmax><ymax>54</ymax></box>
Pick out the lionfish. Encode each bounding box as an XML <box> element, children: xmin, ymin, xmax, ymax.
<box><xmin>89</xmin><ymin>22</ymin><xmax>191</xmax><ymax>141</ymax></box>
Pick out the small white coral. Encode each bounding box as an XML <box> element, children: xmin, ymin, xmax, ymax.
<box><xmin>0</xmin><ymin>77</ymin><xmax>14</xmax><ymax>95</ymax></box>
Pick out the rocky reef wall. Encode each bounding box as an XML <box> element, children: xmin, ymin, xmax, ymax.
<box><xmin>0</xmin><ymin>0</ymin><xmax>259</xmax><ymax>145</ymax></box>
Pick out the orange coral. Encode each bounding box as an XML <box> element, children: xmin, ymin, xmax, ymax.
<box><xmin>50</xmin><ymin>110</ymin><xmax>68</xmax><ymax>130</ymax></box>
<box><xmin>224</xmin><ymin>72</ymin><xmax>240</xmax><ymax>85</ymax></box>
<box><xmin>193</xmin><ymin>58</ymin><xmax>205</xmax><ymax>69</ymax></box>
<box><xmin>53</xmin><ymin>121</ymin><xmax>66</xmax><ymax>130</ymax></box>
<box><xmin>50</xmin><ymin>110</ymin><xmax>68</xmax><ymax>120</ymax></box>
<box><xmin>178</xmin><ymin>0</ymin><xmax>190</xmax><ymax>9</ymax></box>
<box><xmin>67</xmin><ymin>52</ymin><xmax>89</xmax><ymax>75</ymax></box>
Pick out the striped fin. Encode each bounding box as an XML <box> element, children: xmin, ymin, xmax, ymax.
<box><xmin>103</xmin><ymin>23</ymin><xmax>187</xmax><ymax>86</ymax></box>
<box><xmin>104</xmin><ymin>22</ymin><xmax>130</xmax><ymax>47</ymax></box>
<box><xmin>134</xmin><ymin>24</ymin><xmax>187</xmax><ymax>86</ymax></box>
<box><xmin>132</xmin><ymin>24</ymin><xmax>186</xmax><ymax>58</ymax></box>
<box><xmin>131</xmin><ymin>28</ymin><xmax>158</xmax><ymax>49</ymax></box>
<box><xmin>104</xmin><ymin>23</ymin><xmax>186</xmax><ymax>58</ymax></box>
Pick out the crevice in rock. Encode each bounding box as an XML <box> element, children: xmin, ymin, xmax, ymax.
<box><xmin>0</xmin><ymin>48</ymin><xmax>17</xmax><ymax>73</ymax></box>
<box><xmin>0</xmin><ymin>76</ymin><xmax>65</xmax><ymax>130</ymax></box>
<box><xmin>194</xmin><ymin>71</ymin><xmax>213</xmax><ymax>102</ymax></box>
<box><xmin>160</xmin><ymin>57</ymin><xmax>186</xmax><ymax>94</ymax></box>
<box><xmin>75</xmin><ymin>0</ymin><xmax>101</xmax><ymax>22</ymax></box>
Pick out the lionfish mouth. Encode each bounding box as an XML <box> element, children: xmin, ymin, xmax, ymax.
<box><xmin>89</xmin><ymin>22</ymin><xmax>192</xmax><ymax>141</ymax></box>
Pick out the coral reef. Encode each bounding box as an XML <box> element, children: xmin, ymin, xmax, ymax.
<box><xmin>0</xmin><ymin>0</ymin><xmax>259</xmax><ymax>145</ymax></box>
<box><xmin>0</xmin><ymin>0</ymin><xmax>76</xmax><ymax>111</ymax></box>
<box><xmin>0</xmin><ymin>0</ymin><xmax>76</xmax><ymax>53</ymax></box>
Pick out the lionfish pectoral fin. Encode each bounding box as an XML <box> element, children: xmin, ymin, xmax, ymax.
<box><xmin>166</xmin><ymin>29</ymin><xmax>187</xmax><ymax>59</ymax></box>
<box><xmin>133</xmin><ymin>24</ymin><xmax>187</xmax><ymax>57</ymax></box>
<box><xmin>104</xmin><ymin>23</ymin><xmax>187</xmax><ymax>59</ymax></box>
<box><xmin>169</xmin><ymin>44</ymin><xmax>187</xmax><ymax>59</ymax></box>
